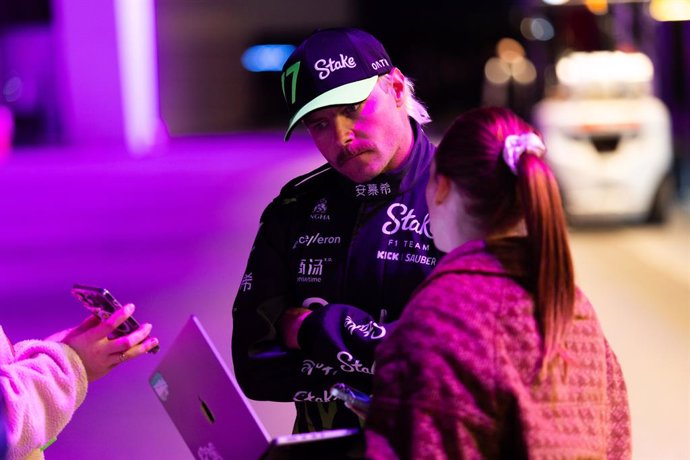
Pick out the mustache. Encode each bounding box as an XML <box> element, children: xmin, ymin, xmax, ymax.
<box><xmin>336</xmin><ymin>145</ymin><xmax>374</xmax><ymax>167</ymax></box>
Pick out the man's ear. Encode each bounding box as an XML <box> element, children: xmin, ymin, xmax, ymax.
<box><xmin>434</xmin><ymin>174</ymin><xmax>451</xmax><ymax>205</ymax></box>
<box><xmin>389</xmin><ymin>68</ymin><xmax>405</xmax><ymax>106</ymax></box>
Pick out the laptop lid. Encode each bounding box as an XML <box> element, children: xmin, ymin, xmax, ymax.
<box><xmin>149</xmin><ymin>315</ymin><xmax>271</xmax><ymax>460</ymax></box>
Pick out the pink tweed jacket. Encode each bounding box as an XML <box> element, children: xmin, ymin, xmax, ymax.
<box><xmin>365</xmin><ymin>238</ymin><xmax>631</xmax><ymax>459</ymax></box>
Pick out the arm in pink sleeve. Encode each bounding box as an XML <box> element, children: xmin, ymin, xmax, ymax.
<box><xmin>0</xmin><ymin>328</ymin><xmax>88</xmax><ymax>460</ymax></box>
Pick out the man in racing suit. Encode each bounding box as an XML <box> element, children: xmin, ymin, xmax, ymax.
<box><xmin>232</xmin><ymin>27</ymin><xmax>442</xmax><ymax>433</ymax></box>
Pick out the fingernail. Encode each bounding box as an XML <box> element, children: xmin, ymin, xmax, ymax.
<box><xmin>126</xmin><ymin>303</ymin><xmax>135</xmax><ymax>314</ymax></box>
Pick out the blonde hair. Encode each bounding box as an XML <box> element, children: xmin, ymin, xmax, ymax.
<box><xmin>378</xmin><ymin>72</ymin><xmax>431</xmax><ymax>126</ymax></box>
<box><xmin>404</xmin><ymin>78</ymin><xmax>432</xmax><ymax>125</ymax></box>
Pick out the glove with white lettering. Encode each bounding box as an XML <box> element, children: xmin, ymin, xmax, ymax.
<box><xmin>297</xmin><ymin>303</ymin><xmax>386</xmax><ymax>391</ymax></box>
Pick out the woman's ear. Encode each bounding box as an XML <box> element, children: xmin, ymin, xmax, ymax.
<box><xmin>434</xmin><ymin>174</ymin><xmax>451</xmax><ymax>205</ymax></box>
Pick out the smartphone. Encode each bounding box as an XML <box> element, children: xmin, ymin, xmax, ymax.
<box><xmin>70</xmin><ymin>284</ymin><xmax>159</xmax><ymax>353</ymax></box>
<box><xmin>329</xmin><ymin>383</ymin><xmax>371</xmax><ymax>416</ymax></box>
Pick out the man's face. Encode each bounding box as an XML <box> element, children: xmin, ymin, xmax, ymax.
<box><xmin>302</xmin><ymin>77</ymin><xmax>410</xmax><ymax>183</ymax></box>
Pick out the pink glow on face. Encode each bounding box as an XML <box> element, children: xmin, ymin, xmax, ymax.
<box><xmin>114</xmin><ymin>0</ymin><xmax>162</xmax><ymax>153</ymax></box>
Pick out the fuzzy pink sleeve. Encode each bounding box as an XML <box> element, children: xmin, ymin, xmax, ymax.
<box><xmin>0</xmin><ymin>328</ymin><xmax>88</xmax><ymax>460</ymax></box>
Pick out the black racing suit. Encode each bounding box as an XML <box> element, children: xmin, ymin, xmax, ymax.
<box><xmin>232</xmin><ymin>122</ymin><xmax>441</xmax><ymax>433</ymax></box>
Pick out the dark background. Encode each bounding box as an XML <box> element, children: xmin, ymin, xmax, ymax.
<box><xmin>2</xmin><ymin>0</ymin><xmax>687</xmax><ymax>137</ymax></box>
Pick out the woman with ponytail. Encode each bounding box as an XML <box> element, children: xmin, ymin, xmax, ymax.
<box><xmin>365</xmin><ymin>107</ymin><xmax>631</xmax><ymax>459</ymax></box>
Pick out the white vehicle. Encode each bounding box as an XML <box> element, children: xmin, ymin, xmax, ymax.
<box><xmin>532</xmin><ymin>51</ymin><xmax>674</xmax><ymax>224</ymax></box>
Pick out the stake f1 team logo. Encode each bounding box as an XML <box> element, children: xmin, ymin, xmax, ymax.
<box><xmin>314</xmin><ymin>54</ymin><xmax>357</xmax><ymax>80</ymax></box>
<box><xmin>381</xmin><ymin>203</ymin><xmax>432</xmax><ymax>238</ymax></box>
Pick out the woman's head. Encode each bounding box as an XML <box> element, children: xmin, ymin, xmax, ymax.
<box><xmin>428</xmin><ymin>106</ymin><xmax>575</xmax><ymax>373</ymax></box>
<box><xmin>431</xmin><ymin>107</ymin><xmax>539</xmax><ymax>238</ymax></box>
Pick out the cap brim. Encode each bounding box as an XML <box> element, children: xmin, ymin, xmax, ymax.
<box><xmin>284</xmin><ymin>75</ymin><xmax>379</xmax><ymax>141</ymax></box>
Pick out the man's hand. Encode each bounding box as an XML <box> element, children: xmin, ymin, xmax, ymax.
<box><xmin>280</xmin><ymin>307</ymin><xmax>312</xmax><ymax>350</ymax></box>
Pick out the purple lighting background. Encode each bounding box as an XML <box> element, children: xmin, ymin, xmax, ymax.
<box><xmin>0</xmin><ymin>135</ymin><xmax>323</xmax><ymax>459</ymax></box>
<box><xmin>0</xmin><ymin>1</ymin><xmax>688</xmax><ymax>459</ymax></box>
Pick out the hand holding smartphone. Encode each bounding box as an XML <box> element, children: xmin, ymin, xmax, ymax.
<box><xmin>70</xmin><ymin>284</ymin><xmax>160</xmax><ymax>353</ymax></box>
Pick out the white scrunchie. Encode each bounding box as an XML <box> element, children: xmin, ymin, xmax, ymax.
<box><xmin>502</xmin><ymin>132</ymin><xmax>546</xmax><ymax>175</ymax></box>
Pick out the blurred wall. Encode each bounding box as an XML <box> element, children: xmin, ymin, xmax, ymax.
<box><xmin>0</xmin><ymin>1</ymin><xmax>59</xmax><ymax>145</ymax></box>
<box><xmin>52</xmin><ymin>0</ymin><xmax>127</xmax><ymax>147</ymax></box>
<box><xmin>155</xmin><ymin>0</ymin><xmax>356</xmax><ymax>136</ymax></box>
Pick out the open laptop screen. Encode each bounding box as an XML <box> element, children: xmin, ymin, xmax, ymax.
<box><xmin>149</xmin><ymin>315</ymin><xmax>363</xmax><ymax>460</ymax></box>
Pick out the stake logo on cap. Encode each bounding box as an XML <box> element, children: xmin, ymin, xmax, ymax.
<box><xmin>280</xmin><ymin>27</ymin><xmax>393</xmax><ymax>141</ymax></box>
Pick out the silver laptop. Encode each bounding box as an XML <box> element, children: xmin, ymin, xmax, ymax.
<box><xmin>149</xmin><ymin>315</ymin><xmax>361</xmax><ymax>460</ymax></box>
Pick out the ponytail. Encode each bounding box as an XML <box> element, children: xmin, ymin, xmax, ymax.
<box><xmin>516</xmin><ymin>153</ymin><xmax>575</xmax><ymax>374</ymax></box>
<box><xmin>435</xmin><ymin>106</ymin><xmax>575</xmax><ymax>375</ymax></box>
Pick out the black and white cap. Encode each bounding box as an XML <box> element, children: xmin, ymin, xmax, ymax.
<box><xmin>280</xmin><ymin>28</ymin><xmax>393</xmax><ymax>140</ymax></box>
